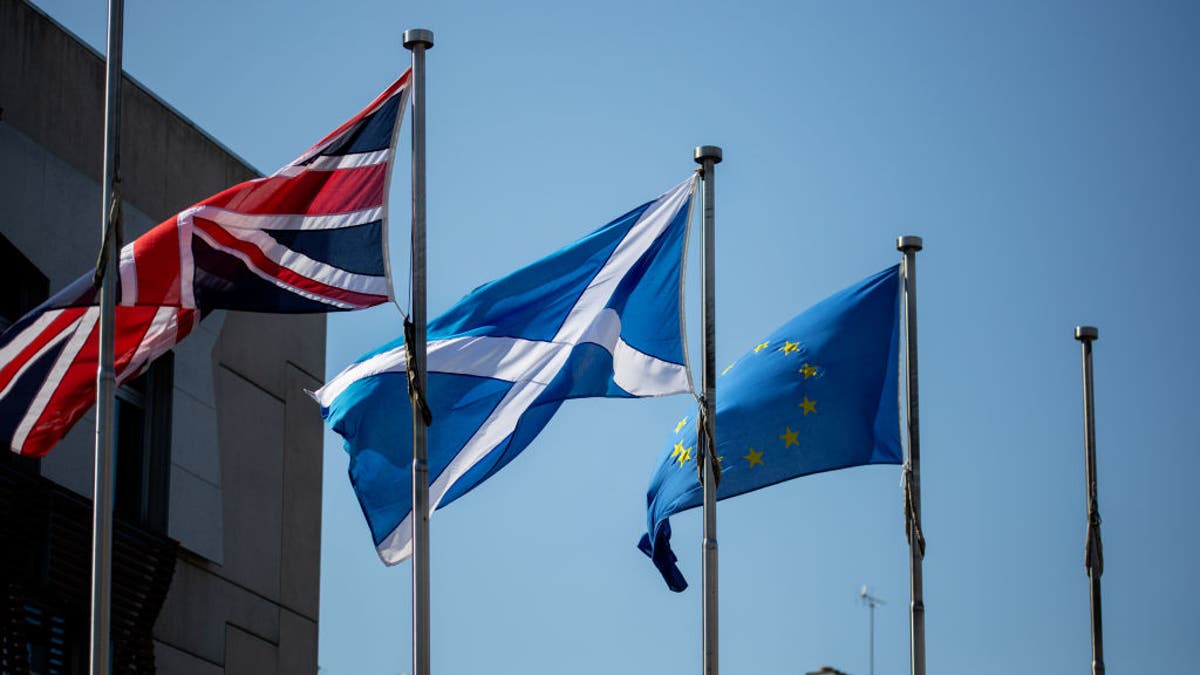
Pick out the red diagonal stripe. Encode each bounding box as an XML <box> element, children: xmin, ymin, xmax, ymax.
<box><xmin>201</xmin><ymin>164</ymin><xmax>386</xmax><ymax>217</ymax></box>
<box><xmin>0</xmin><ymin>309</ymin><xmax>85</xmax><ymax>392</ymax></box>
<box><xmin>23</xmin><ymin>314</ymin><xmax>100</xmax><ymax>457</ymax></box>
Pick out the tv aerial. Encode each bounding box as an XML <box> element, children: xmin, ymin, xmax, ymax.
<box><xmin>859</xmin><ymin>585</ymin><xmax>886</xmax><ymax>675</ymax></box>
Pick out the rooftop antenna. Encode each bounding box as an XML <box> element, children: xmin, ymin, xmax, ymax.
<box><xmin>860</xmin><ymin>585</ymin><xmax>886</xmax><ymax>675</ymax></box>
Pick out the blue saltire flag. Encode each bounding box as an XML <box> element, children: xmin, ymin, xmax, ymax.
<box><xmin>314</xmin><ymin>176</ymin><xmax>697</xmax><ymax>563</ymax></box>
<box><xmin>639</xmin><ymin>265</ymin><xmax>902</xmax><ymax>591</ymax></box>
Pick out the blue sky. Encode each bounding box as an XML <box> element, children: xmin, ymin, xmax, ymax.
<box><xmin>29</xmin><ymin>1</ymin><xmax>1200</xmax><ymax>673</ymax></box>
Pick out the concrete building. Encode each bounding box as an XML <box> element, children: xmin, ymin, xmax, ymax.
<box><xmin>0</xmin><ymin>1</ymin><xmax>324</xmax><ymax>672</ymax></box>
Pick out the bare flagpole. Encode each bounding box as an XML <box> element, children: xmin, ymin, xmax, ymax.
<box><xmin>695</xmin><ymin>145</ymin><xmax>722</xmax><ymax>675</ymax></box>
<box><xmin>403</xmin><ymin>27</ymin><xmax>434</xmax><ymax>675</ymax></box>
<box><xmin>897</xmin><ymin>235</ymin><xmax>926</xmax><ymax>675</ymax></box>
<box><xmin>1075</xmin><ymin>325</ymin><xmax>1105</xmax><ymax>675</ymax></box>
<box><xmin>90</xmin><ymin>0</ymin><xmax>125</xmax><ymax>672</ymax></box>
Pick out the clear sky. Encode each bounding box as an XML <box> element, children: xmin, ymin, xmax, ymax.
<box><xmin>28</xmin><ymin>1</ymin><xmax>1200</xmax><ymax>673</ymax></box>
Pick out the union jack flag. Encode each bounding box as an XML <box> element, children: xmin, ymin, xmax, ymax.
<box><xmin>0</xmin><ymin>71</ymin><xmax>410</xmax><ymax>457</ymax></box>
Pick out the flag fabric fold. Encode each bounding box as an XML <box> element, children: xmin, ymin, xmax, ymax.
<box><xmin>314</xmin><ymin>176</ymin><xmax>697</xmax><ymax>564</ymax></box>
<box><xmin>639</xmin><ymin>265</ymin><xmax>903</xmax><ymax>591</ymax></box>
<box><xmin>0</xmin><ymin>72</ymin><xmax>411</xmax><ymax>457</ymax></box>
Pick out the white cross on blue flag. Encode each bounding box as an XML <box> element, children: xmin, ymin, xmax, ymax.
<box><xmin>313</xmin><ymin>176</ymin><xmax>697</xmax><ymax>563</ymax></box>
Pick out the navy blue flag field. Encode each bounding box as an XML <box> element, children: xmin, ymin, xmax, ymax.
<box><xmin>639</xmin><ymin>265</ymin><xmax>903</xmax><ymax>591</ymax></box>
<box><xmin>314</xmin><ymin>177</ymin><xmax>696</xmax><ymax>564</ymax></box>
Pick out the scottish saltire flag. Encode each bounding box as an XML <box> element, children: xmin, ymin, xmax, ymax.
<box><xmin>0</xmin><ymin>72</ymin><xmax>411</xmax><ymax>456</ymax></box>
<box><xmin>314</xmin><ymin>176</ymin><xmax>697</xmax><ymax>564</ymax></box>
<box><xmin>639</xmin><ymin>265</ymin><xmax>902</xmax><ymax>591</ymax></box>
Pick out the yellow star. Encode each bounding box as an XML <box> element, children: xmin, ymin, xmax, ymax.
<box><xmin>744</xmin><ymin>448</ymin><xmax>764</xmax><ymax>467</ymax></box>
<box><xmin>798</xmin><ymin>396</ymin><xmax>817</xmax><ymax>416</ymax></box>
<box><xmin>717</xmin><ymin>455</ymin><xmax>725</xmax><ymax>465</ymax></box>
<box><xmin>722</xmin><ymin>362</ymin><xmax>735</xmax><ymax>375</ymax></box>
<box><xmin>780</xmin><ymin>427</ymin><xmax>799</xmax><ymax>448</ymax></box>
<box><xmin>674</xmin><ymin>417</ymin><xmax>688</xmax><ymax>433</ymax></box>
<box><xmin>754</xmin><ymin>341</ymin><xmax>770</xmax><ymax>353</ymax></box>
<box><xmin>675</xmin><ymin>445</ymin><xmax>693</xmax><ymax>467</ymax></box>
<box><xmin>799</xmin><ymin>363</ymin><xmax>819</xmax><ymax>380</ymax></box>
<box><xmin>780</xmin><ymin>341</ymin><xmax>800</xmax><ymax>355</ymax></box>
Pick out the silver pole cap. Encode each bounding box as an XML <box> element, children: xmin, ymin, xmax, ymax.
<box><xmin>694</xmin><ymin>145</ymin><xmax>723</xmax><ymax>164</ymax></box>
<box><xmin>404</xmin><ymin>28</ymin><xmax>434</xmax><ymax>49</ymax></box>
<box><xmin>897</xmin><ymin>235</ymin><xmax>923</xmax><ymax>252</ymax></box>
<box><xmin>1075</xmin><ymin>325</ymin><xmax>1099</xmax><ymax>341</ymax></box>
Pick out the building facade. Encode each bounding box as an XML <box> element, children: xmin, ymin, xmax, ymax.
<box><xmin>1</xmin><ymin>1</ymin><xmax>324</xmax><ymax>672</ymax></box>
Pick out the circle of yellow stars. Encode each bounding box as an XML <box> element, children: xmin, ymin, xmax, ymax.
<box><xmin>671</xmin><ymin>338</ymin><xmax>823</xmax><ymax>474</ymax></box>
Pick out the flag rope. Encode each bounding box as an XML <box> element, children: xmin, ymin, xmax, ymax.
<box><xmin>903</xmin><ymin>462</ymin><xmax>926</xmax><ymax>558</ymax></box>
<box><xmin>92</xmin><ymin>179</ymin><xmax>123</xmax><ymax>288</ymax></box>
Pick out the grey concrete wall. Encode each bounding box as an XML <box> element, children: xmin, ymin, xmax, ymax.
<box><xmin>1</xmin><ymin>2</ymin><xmax>325</xmax><ymax>672</ymax></box>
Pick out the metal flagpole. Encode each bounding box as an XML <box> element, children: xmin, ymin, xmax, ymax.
<box><xmin>1075</xmin><ymin>325</ymin><xmax>1105</xmax><ymax>675</ymax></box>
<box><xmin>897</xmin><ymin>235</ymin><xmax>926</xmax><ymax>675</ymax></box>
<box><xmin>403</xmin><ymin>28</ymin><xmax>434</xmax><ymax>675</ymax></box>
<box><xmin>695</xmin><ymin>145</ymin><xmax>722</xmax><ymax>675</ymax></box>
<box><xmin>90</xmin><ymin>0</ymin><xmax>124</xmax><ymax>672</ymax></box>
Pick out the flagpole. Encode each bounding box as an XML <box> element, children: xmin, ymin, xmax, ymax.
<box><xmin>695</xmin><ymin>144</ymin><xmax>722</xmax><ymax>675</ymax></box>
<box><xmin>403</xmin><ymin>27</ymin><xmax>434</xmax><ymax>675</ymax></box>
<box><xmin>90</xmin><ymin>0</ymin><xmax>124</xmax><ymax>672</ymax></box>
<box><xmin>1075</xmin><ymin>325</ymin><xmax>1105</xmax><ymax>675</ymax></box>
<box><xmin>897</xmin><ymin>235</ymin><xmax>925</xmax><ymax>675</ymax></box>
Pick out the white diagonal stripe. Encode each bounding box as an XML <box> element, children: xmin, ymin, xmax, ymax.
<box><xmin>192</xmin><ymin>204</ymin><xmax>383</xmax><ymax>232</ymax></box>
<box><xmin>315</xmin><ymin>335</ymin><xmax>561</xmax><ymax>406</ymax></box>
<box><xmin>612</xmin><ymin>337</ymin><xmax>691</xmax><ymax>396</ymax></box>
<box><xmin>192</xmin><ymin>226</ymin><xmax>361</xmax><ymax>310</ymax></box>
<box><xmin>0</xmin><ymin>311</ymin><xmax>71</xmax><ymax>402</ymax></box>
<box><xmin>559</xmin><ymin>178</ymin><xmax>695</xmax><ymax>341</ymax></box>
<box><xmin>316</xmin><ymin>316</ymin><xmax>688</xmax><ymax>409</ymax></box>
<box><xmin>274</xmin><ymin>150</ymin><xmax>391</xmax><ymax>177</ymax></box>
<box><xmin>0</xmin><ymin>311</ymin><xmax>62</xmax><ymax>373</ymax></box>
<box><xmin>376</xmin><ymin>513</ymin><xmax>413</xmax><ymax>564</ymax></box>
<box><xmin>213</xmin><ymin>221</ymin><xmax>390</xmax><ymax>297</ymax></box>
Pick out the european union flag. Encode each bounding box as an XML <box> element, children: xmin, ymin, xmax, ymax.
<box><xmin>639</xmin><ymin>265</ymin><xmax>902</xmax><ymax>591</ymax></box>
<box><xmin>314</xmin><ymin>177</ymin><xmax>696</xmax><ymax>563</ymax></box>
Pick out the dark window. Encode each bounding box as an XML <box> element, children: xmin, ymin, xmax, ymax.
<box><xmin>114</xmin><ymin>353</ymin><xmax>173</xmax><ymax>534</ymax></box>
<box><xmin>0</xmin><ymin>234</ymin><xmax>49</xmax><ymax>334</ymax></box>
<box><xmin>0</xmin><ymin>234</ymin><xmax>49</xmax><ymax>474</ymax></box>
<box><xmin>19</xmin><ymin>603</ymin><xmax>76</xmax><ymax>675</ymax></box>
